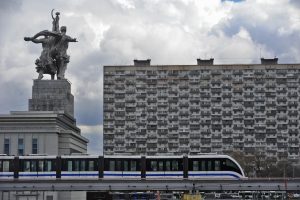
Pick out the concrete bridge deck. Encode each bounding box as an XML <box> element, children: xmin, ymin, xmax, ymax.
<box><xmin>0</xmin><ymin>178</ymin><xmax>299</xmax><ymax>192</ymax></box>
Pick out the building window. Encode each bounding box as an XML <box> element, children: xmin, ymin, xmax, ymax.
<box><xmin>4</xmin><ymin>138</ymin><xmax>9</xmax><ymax>155</ymax></box>
<box><xmin>32</xmin><ymin>138</ymin><xmax>38</xmax><ymax>154</ymax></box>
<box><xmin>18</xmin><ymin>138</ymin><xmax>24</xmax><ymax>156</ymax></box>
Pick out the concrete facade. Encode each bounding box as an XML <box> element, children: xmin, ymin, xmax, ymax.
<box><xmin>103</xmin><ymin>59</ymin><xmax>300</xmax><ymax>162</ymax></box>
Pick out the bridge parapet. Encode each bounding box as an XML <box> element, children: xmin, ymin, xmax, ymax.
<box><xmin>0</xmin><ymin>179</ymin><xmax>299</xmax><ymax>192</ymax></box>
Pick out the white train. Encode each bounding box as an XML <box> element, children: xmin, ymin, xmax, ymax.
<box><xmin>0</xmin><ymin>154</ymin><xmax>246</xmax><ymax>180</ymax></box>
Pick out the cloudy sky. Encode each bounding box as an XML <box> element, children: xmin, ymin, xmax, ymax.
<box><xmin>1</xmin><ymin>0</ymin><xmax>300</xmax><ymax>154</ymax></box>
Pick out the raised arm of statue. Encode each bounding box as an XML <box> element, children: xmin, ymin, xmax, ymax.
<box><xmin>27</xmin><ymin>30</ymin><xmax>61</xmax><ymax>41</ymax></box>
<box><xmin>24</xmin><ymin>37</ymin><xmax>45</xmax><ymax>44</ymax></box>
<box><xmin>67</xmin><ymin>36</ymin><xmax>78</xmax><ymax>42</ymax></box>
<box><xmin>51</xmin><ymin>9</ymin><xmax>60</xmax><ymax>32</ymax></box>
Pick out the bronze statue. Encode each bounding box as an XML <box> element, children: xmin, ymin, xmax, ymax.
<box><xmin>24</xmin><ymin>10</ymin><xmax>77</xmax><ymax>80</ymax></box>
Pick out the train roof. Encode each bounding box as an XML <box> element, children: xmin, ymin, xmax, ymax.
<box><xmin>19</xmin><ymin>155</ymin><xmax>57</xmax><ymax>159</ymax></box>
<box><xmin>61</xmin><ymin>155</ymin><xmax>99</xmax><ymax>159</ymax></box>
<box><xmin>146</xmin><ymin>155</ymin><xmax>183</xmax><ymax>159</ymax></box>
<box><xmin>0</xmin><ymin>154</ymin><xmax>238</xmax><ymax>161</ymax></box>
<box><xmin>104</xmin><ymin>155</ymin><xmax>141</xmax><ymax>159</ymax></box>
<box><xmin>188</xmin><ymin>154</ymin><xmax>233</xmax><ymax>159</ymax></box>
<box><xmin>0</xmin><ymin>155</ymin><xmax>14</xmax><ymax>159</ymax></box>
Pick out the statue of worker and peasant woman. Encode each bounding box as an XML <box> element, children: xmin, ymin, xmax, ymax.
<box><xmin>24</xmin><ymin>9</ymin><xmax>77</xmax><ymax>80</ymax></box>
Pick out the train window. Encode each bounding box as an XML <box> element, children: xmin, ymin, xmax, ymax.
<box><xmin>215</xmin><ymin>160</ymin><xmax>221</xmax><ymax>171</ymax></box>
<box><xmin>88</xmin><ymin>161</ymin><xmax>94</xmax><ymax>171</ymax></box>
<box><xmin>207</xmin><ymin>160</ymin><xmax>212</xmax><ymax>171</ymax></box>
<box><xmin>150</xmin><ymin>161</ymin><xmax>157</xmax><ymax>171</ymax></box>
<box><xmin>3</xmin><ymin>161</ymin><xmax>10</xmax><ymax>172</ymax></box>
<box><xmin>45</xmin><ymin>160</ymin><xmax>52</xmax><ymax>171</ymax></box>
<box><xmin>130</xmin><ymin>160</ymin><xmax>137</xmax><ymax>171</ymax></box>
<box><xmin>24</xmin><ymin>161</ymin><xmax>30</xmax><ymax>172</ymax></box>
<box><xmin>225</xmin><ymin>159</ymin><xmax>240</xmax><ymax>173</ymax></box>
<box><xmin>165</xmin><ymin>160</ymin><xmax>171</xmax><ymax>171</ymax></box>
<box><xmin>172</xmin><ymin>160</ymin><xmax>179</xmax><ymax>171</ymax></box>
<box><xmin>124</xmin><ymin>160</ymin><xmax>129</xmax><ymax>171</ymax></box>
<box><xmin>38</xmin><ymin>161</ymin><xmax>44</xmax><ymax>171</ymax></box>
<box><xmin>158</xmin><ymin>161</ymin><xmax>164</xmax><ymax>171</ymax></box>
<box><xmin>109</xmin><ymin>160</ymin><xmax>115</xmax><ymax>171</ymax></box>
<box><xmin>67</xmin><ymin>161</ymin><xmax>72</xmax><ymax>171</ymax></box>
<box><xmin>200</xmin><ymin>160</ymin><xmax>205</xmax><ymax>171</ymax></box>
<box><xmin>226</xmin><ymin>160</ymin><xmax>236</xmax><ymax>169</ymax></box>
<box><xmin>80</xmin><ymin>160</ymin><xmax>86</xmax><ymax>171</ymax></box>
<box><xmin>192</xmin><ymin>161</ymin><xmax>198</xmax><ymax>171</ymax></box>
<box><xmin>116</xmin><ymin>160</ymin><xmax>122</xmax><ymax>171</ymax></box>
<box><xmin>189</xmin><ymin>159</ymin><xmax>206</xmax><ymax>171</ymax></box>
<box><xmin>31</xmin><ymin>160</ymin><xmax>37</xmax><ymax>171</ymax></box>
<box><xmin>74</xmin><ymin>160</ymin><xmax>80</xmax><ymax>171</ymax></box>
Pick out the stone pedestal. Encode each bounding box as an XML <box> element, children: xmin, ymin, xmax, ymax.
<box><xmin>29</xmin><ymin>79</ymin><xmax>74</xmax><ymax>117</ymax></box>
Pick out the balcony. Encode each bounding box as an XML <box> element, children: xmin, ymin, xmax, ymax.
<box><xmin>222</xmin><ymin>102</ymin><xmax>232</xmax><ymax>107</ymax></box>
<box><xmin>211</xmin><ymin>88</ymin><xmax>222</xmax><ymax>93</ymax></box>
<box><xmin>276</xmin><ymin>79</ymin><xmax>287</xmax><ymax>84</ymax></box>
<box><xmin>222</xmin><ymin>93</ymin><xmax>232</xmax><ymax>98</ymax></box>
<box><xmin>277</xmin><ymin>106</ymin><xmax>287</xmax><ymax>111</ymax></box>
<box><xmin>222</xmin><ymin>75</ymin><xmax>232</xmax><ymax>80</ymax></box>
<box><xmin>179</xmin><ymin>102</ymin><xmax>189</xmax><ymax>108</ymax></box>
<box><xmin>136</xmin><ymin>94</ymin><xmax>147</xmax><ymax>99</ymax></box>
<box><xmin>222</xmin><ymin>120</ymin><xmax>232</xmax><ymax>126</ymax></box>
<box><xmin>190</xmin><ymin>125</ymin><xmax>200</xmax><ymax>130</ymax></box>
<box><xmin>233</xmin><ymin>88</ymin><xmax>243</xmax><ymax>93</ymax></box>
<box><xmin>233</xmin><ymin>71</ymin><xmax>243</xmax><ymax>75</ymax></box>
<box><xmin>179</xmin><ymin>120</ymin><xmax>189</xmax><ymax>126</ymax></box>
<box><xmin>288</xmin><ymin>120</ymin><xmax>298</xmax><ymax>126</ymax></box>
<box><xmin>244</xmin><ymin>94</ymin><xmax>255</xmax><ymax>98</ymax></box>
<box><xmin>244</xmin><ymin>102</ymin><xmax>254</xmax><ymax>107</ymax></box>
<box><xmin>200</xmin><ymin>102</ymin><xmax>211</xmax><ymax>107</ymax></box>
<box><xmin>211</xmin><ymin>71</ymin><xmax>222</xmax><ymax>76</ymax></box>
<box><xmin>168</xmin><ymin>98</ymin><xmax>178</xmax><ymax>103</ymax></box>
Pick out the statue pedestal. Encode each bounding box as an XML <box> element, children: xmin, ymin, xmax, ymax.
<box><xmin>29</xmin><ymin>79</ymin><xmax>74</xmax><ymax>117</ymax></box>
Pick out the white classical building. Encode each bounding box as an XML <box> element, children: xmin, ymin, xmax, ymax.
<box><xmin>0</xmin><ymin>111</ymin><xmax>88</xmax><ymax>156</ymax></box>
<box><xmin>0</xmin><ymin>79</ymin><xmax>89</xmax><ymax>200</ymax></box>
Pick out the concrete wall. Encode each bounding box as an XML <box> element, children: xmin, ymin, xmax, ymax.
<box><xmin>59</xmin><ymin>131</ymin><xmax>88</xmax><ymax>155</ymax></box>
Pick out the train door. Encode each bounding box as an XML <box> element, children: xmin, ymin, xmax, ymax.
<box><xmin>188</xmin><ymin>158</ymin><xmax>207</xmax><ymax>179</ymax></box>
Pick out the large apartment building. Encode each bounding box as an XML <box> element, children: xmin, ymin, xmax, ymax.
<box><xmin>103</xmin><ymin>58</ymin><xmax>300</xmax><ymax>161</ymax></box>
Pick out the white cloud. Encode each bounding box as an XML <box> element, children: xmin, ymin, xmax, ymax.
<box><xmin>82</xmin><ymin>13</ymin><xmax>110</xmax><ymax>49</ymax></box>
<box><xmin>114</xmin><ymin>0</ymin><xmax>135</xmax><ymax>9</ymax></box>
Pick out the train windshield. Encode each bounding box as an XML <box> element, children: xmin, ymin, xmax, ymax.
<box><xmin>221</xmin><ymin>159</ymin><xmax>242</xmax><ymax>174</ymax></box>
<box><xmin>188</xmin><ymin>158</ymin><xmax>242</xmax><ymax>175</ymax></box>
